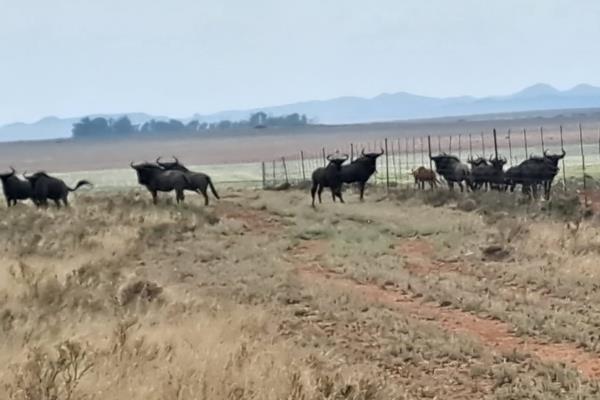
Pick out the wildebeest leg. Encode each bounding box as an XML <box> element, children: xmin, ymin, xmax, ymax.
<box><xmin>53</xmin><ymin>199</ymin><xmax>61</xmax><ymax>208</ymax></box>
<box><xmin>177</xmin><ymin>190</ymin><xmax>185</xmax><ymax>204</ymax></box>
<box><xmin>310</xmin><ymin>183</ymin><xmax>318</xmax><ymax>207</ymax></box>
<box><xmin>317</xmin><ymin>186</ymin><xmax>323</xmax><ymax>203</ymax></box>
<box><xmin>151</xmin><ymin>190</ymin><xmax>158</xmax><ymax>205</ymax></box>
<box><xmin>337</xmin><ymin>188</ymin><xmax>345</xmax><ymax>203</ymax></box>
<box><xmin>62</xmin><ymin>197</ymin><xmax>69</xmax><ymax>207</ymax></box>
<box><xmin>199</xmin><ymin>189</ymin><xmax>209</xmax><ymax>206</ymax></box>
<box><xmin>459</xmin><ymin>182</ymin><xmax>464</xmax><ymax>192</ymax></box>
<box><xmin>359</xmin><ymin>182</ymin><xmax>366</xmax><ymax>201</ymax></box>
<box><xmin>331</xmin><ymin>188</ymin><xmax>336</xmax><ymax>202</ymax></box>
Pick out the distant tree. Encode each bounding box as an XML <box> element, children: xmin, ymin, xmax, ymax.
<box><xmin>111</xmin><ymin>116</ymin><xmax>135</xmax><ymax>135</ymax></box>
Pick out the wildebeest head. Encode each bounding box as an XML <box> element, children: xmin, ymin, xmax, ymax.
<box><xmin>326</xmin><ymin>152</ymin><xmax>349</xmax><ymax>169</ymax></box>
<box><xmin>130</xmin><ymin>161</ymin><xmax>164</xmax><ymax>185</ymax></box>
<box><xmin>0</xmin><ymin>167</ymin><xmax>16</xmax><ymax>181</ymax></box>
<box><xmin>542</xmin><ymin>149</ymin><xmax>566</xmax><ymax>167</ymax></box>
<box><xmin>489</xmin><ymin>155</ymin><xmax>507</xmax><ymax>170</ymax></box>
<box><xmin>467</xmin><ymin>156</ymin><xmax>489</xmax><ymax>168</ymax></box>
<box><xmin>156</xmin><ymin>156</ymin><xmax>190</xmax><ymax>172</ymax></box>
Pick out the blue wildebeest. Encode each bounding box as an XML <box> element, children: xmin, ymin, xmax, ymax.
<box><xmin>430</xmin><ymin>153</ymin><xmax>470</xmax><ymax>192</ymax></box>
<box><xmin>468</xmin><ymin>155</ymin><xmax>507</xmax><ymax>191</ymax></box>
<box><xmin>130</xmin><ymin>161</ymin><xmax>190</xmax><ymax>205</ymax></box>
<box><xmin>311</xmin><ymin>153</ymin><xmax>349</xmax><ymax>207</ymax></box>
<box><xmin>156</xmin><ymin>156</ymin><xmax>220</xmax><ymax>206</ymax></box>
<box><xmin>340</xmin><ymin>148</ymin><xmax>384</xmax><ymax>201</ymax></box>
<box><xmin>505</xmin><ymin>149</ymin><xmax>565</xmax><ymax>200</ymax></box>
<box><xmin>0</xmin><ymin>167</ymin><xmax>34</xmax><ymax>207</ymax></box>
<box><xmin>24</xmin><ymin>171</ymin><xmax>91</xmax><ymax>208</ymax></box>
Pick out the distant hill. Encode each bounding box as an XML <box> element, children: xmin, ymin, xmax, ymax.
<box><xmin>3</xmin><ymin>83</ymin><xmax>600</xmax><ymax>142</ymax></box>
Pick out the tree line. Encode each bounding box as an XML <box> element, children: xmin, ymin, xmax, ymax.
<box><xmin>71</xmin><ymin>112</ymin><xmax>309</xmax><ymax>139</ymax></box>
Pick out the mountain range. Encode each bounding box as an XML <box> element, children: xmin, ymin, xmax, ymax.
<box><xmin>2</xmin><ymin>83</ymin><xmax>600</xmax><ymax>142</ymax></box>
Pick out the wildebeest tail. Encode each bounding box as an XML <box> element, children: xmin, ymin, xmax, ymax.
<box><xmin>68</xmin><ymin>180</ymin><xmax>93</xmax><ymax>191</ymax></box>
<box><xmin>207</xmin><ymin>176</ymin><xmax>219</xmax><ymax>199</ymax></box>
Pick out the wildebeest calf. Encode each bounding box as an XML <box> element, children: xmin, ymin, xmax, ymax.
<box><xmin>411</xmin><ymin>166</ymin><xmax>439</xmax><ymax>190</ymax></box>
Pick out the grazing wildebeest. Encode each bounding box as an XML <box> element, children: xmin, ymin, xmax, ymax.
<box><xmin>0</xmin><ymin>167</ymin><xmax>34</xmax><ymax>207</ymax></box>
<box><xmin>468</xmin><ymin>156</ymin><xmax>507</xmax><ymax>191</ymax></box>
<box><xmin>430</xmin><ymin>153</ymin><xmax>470</xmax><ymax>192</ymax></box>
<box><xmin>311</xmin><ymin>153</ymin><xmax>349</xmax><ymax>207</ymax></box>
<box><xmin>411</xmin><ymin>166</ymin><xmax>439</xmax><ymax>190</ymax></box>
<box><xmin>24</xmin><ymin>171</ymin><xmax>91</xmax><ymax>208</ymax></box>
<box><xmin>156</xmin><ymin>156</ymin><xmax>220</xmax><ymax>206</ymax></box>
<box><xmin>130</xmin><ymin>161</ymin><xmax>191</xmax><ymax>204</ymax></box>
<box><xmin>340</xmin><ymin>148</ymin><xmax>384</xmax><ymax>201</ymax></box>
<box><xmin>505</xmin><ymin>150</ymin><xmax>565</xmax><ymax>200</ymax></box>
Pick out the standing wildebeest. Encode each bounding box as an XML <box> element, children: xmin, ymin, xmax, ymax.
<box><xmin>505</xmin><ymin>149</ymin><xmax>565</xmax><ymax>200</ymax></box>
<box><xmin>468</xmin><ymin>156</ymin><xmax>507</xmax><ymax>191</ymax></box>
<box><xmin>23</xmin><ymin>171</ymin><xmax>91</xmax><ymax>208</ymax></box>
<box><xmin>339</xmin><ymin>148</ymin><xmax>384</xmax><ymax>201</ymax></box>
<box><xmin>0</xmin><ymin>167</ymin><xmax>33</xmax><ymax>207</ymax></box>
<box><xmin>430</xmin><ymin>153</ymin><xmax>470</xmax><ymax>192</ymax></box>
<box><xmin>130</xmin><ymin>161</ymin><xmax>190</xmax><ymax>205</ymax></box>
<box><xmin>311</xmin><ymin>153</ymin><xmax>349</xmax><ymax>207</ymax></box>
<box><xmin>156</xmin><ymin>156</ymin><xmax>220</xmax><ymax>206</ymax></box>
<box><xmin>411</xmin><ymin>166</ymin><xmax>439</xmax><ymax>190</ymax></box>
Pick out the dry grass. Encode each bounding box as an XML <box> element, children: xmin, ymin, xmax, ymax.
<box><xmin>2</xmin><ymin>187</ymin><xmax>600</xmax><ymax>399</ymax></box>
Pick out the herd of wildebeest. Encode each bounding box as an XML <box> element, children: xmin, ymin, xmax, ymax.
<box><xmin>0</xmin><ymin>147</ymin><xmax>567</xmax><ymax>209</ymax></box>
<box><xmin>310</xmin><ymin>148</ymin><xmax>567</xmax><ymax>206</ymax></box>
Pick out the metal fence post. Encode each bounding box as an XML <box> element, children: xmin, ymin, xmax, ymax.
<box><xmin>523</xmin><ymin>128</ymin><xmax>529</xmax><ymax>158</ymax></box>
<box><xmin>427</xmin><ymin>135</ymin><xmax>432</xmax><ymax>169</ymax></box>
<box><xmin>507</xmin><ymin>129</ymin><xmax>513</xmax><ymax>165</ymax></box>
<box><xmin>481</xmin><ymin>131</ymin><xmax>485</xmax><ymax>157</ymax></box>
<box><xmin>281</xmin><ymin>157</ymin><xmax>289</xmax><ymax>185</ymax></box>
<box><xmin>261</xmin><ymin>162</ymin><xmax>266</xmax><ymax>189</ymax></box>
<box><xmin>468</xmin><ymin>133</ymin><xmax>473</xmax><ymax>158</ymax></box>
<box><xmin>493</xmin><ymin>128</ymin><xmax>498</xmax><ymax>159</ymax></box>
<box><xmin>300</xmin><ymin>151</ymin><xmax>306</xmax><ymax>182</ymax></box>
<box><xmin>384</xmin><ymin>138</ymin><xmax>390</xmax><ymax>190</ymax></box>
<box><xmin>322</xmin><ymin>147</ymin><xmax>326</xmax><ymax>166</ymax></box>
<box><xmin>540</xmin><ymin>126</ymin><xmax>545</xmax><ymax>153</ymax></box>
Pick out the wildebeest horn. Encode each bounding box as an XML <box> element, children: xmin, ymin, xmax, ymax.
<box><xmin>340</xmin><ymin>153</ymin><xmax>349</xmax><ymax>161</ymax></box>
<box><xmin>172</xmin><ymin>155</ymin><xmax>179</xmax><ymax>163</ymax></box>
<box><xmin>561</xmin><ymin>149</ymin><xmax>566</xmax><ymax>157</ymax></box>
<box><xmin>361</xmin><ymin>148</ymin><xmax>366</xmax><ymax>156</ymax></box>
<box><xmin>543</xmin><ymin>149</ymin><xmax>549</xmax><ymax>156</ymax></box>
<box><xmin>377</xmin><ymin>148</ymin><xmax>384</xmax><ymax>155</ymax></box>
<box><xmin>130</xmin><ymin>161</ymin><xmax>137</xmax><ymax>169</ymax></box>
<box><xmin>156</xmin><ymin>156</ymin><xmax>163</xmax><ymax>164</ymax></box>
<box><xmin>10</xmin><ymin>166</ymin><xmax>15</xmax><ymax>174</ymax></box>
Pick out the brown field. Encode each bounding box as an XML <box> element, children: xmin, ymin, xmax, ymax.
<box><xmin>2</xmin><ymin>185</ymin><xmax>600</xmax><ymax>399</ymax></box>
<box><xmin>2</xmin><ymin>110</ymin><xmax>600</xmax><ymax>173</ymax></box>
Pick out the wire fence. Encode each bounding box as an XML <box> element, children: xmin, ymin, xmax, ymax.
<box><xmin>262</xmin><ymin>123</ymin><xmax>600</xmax><ymax>205</ymax></box>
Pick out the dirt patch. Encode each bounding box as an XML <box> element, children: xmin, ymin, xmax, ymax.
<box><xmin>396</xmin><ymin>238</ymin><xmax>462</xmax><ymax>275</ymax></box>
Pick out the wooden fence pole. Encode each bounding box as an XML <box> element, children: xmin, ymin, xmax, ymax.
<box><xmin>559</xmin><ymin>125</ymin><xmax>567</xmax><ymax>189</ymax></box>
<box><xmin>281</xmin><ymin>157</ymin><xmax>289</xmax><ymax>184</ymax></box>
<box><xmin>523</xmin><ymin>128</ymin><xmax>529</xmax><ymax>158</ymax></box>
<box><xmin>300</xmin><ymin>151</ymin><xmax>306</xmax><ymax>182</ymax></box>
<box><xmin>261</xmin><ymin>162</ymin><xmax>266</xmax><ymax>189</ymax></box>
<box><xmin>272</xmin><ymin>160</ymin><xmax>276</xmax><ymax>183</ymax></box>
<box><xmin>350</xmin><ymin>143</ymin><xmax>354</xmax><ymax>162</ymax></box>
<box><xmin>493</xmin><ymin>128</ymin><xmax>498</xmax><ymax>159</ymax></box>
<box><xmin>507</xmin><ymin>129</ymin><xmax>513</xmax><ymax>166</ymax></box>
<box><xmin>427</xmin><ymin>135</ymin><xmax>433</xmax><ymax>169</ymax></box>
<box><xmin>481</xmin><ymin>131</ymin><xmax>485</xmax><ymax>157</ymax></box>
<box><xmin>384</xmin><ymin>138</ymin><xmax>390</xmax><ymax>190</ymax></box>
<box><xmin>579</xmin><ymin>123</ymin><xmax>587</xmax><ymax>205</ymax></box>
<box><xmin>322</xmin><ymin>147</ymin><xmax>326</xmax><ymax>166</ymax></box>
<box><xmin>458</xmin><ymin>134</ymin><xmax>462</xmax><ymax>159</ymax></box>
<box><xmin>468</xmin><ymin>133</ymin><xmax>473</xmax><ymax>158</ymax></box>
<box><xmin>540</xmin><ymin>126</ymin><xmax>545</xmax><ymax>153</ymax></box>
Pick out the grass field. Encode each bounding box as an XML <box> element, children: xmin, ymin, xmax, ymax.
<box><xmin>2</xmin><ymin>186</ymin><xmax>600</xmax><ymax>399</ymax></box>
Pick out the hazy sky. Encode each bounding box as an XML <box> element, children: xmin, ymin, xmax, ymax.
<box><xmin>1</xmin><ymin>0</ymin><xmax>599</xmax><ymax>124</ymax></box>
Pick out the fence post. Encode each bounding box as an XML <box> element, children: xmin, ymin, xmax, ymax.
<box><xmin>412</xmin><ymin>137</ymin><xmax>416</xmax><ymax>168</ymax></box>
<box><xmin>281</xmin><ymin>157</ymin><xmax>289</xmax><ymax>185</ymax></box>
<box><xmin>493</xmin><ymin>128</ymin><xmax>498</xmax><ymax>159</ymax></box>
<box><xmin>272</xmin><ymin>160</ymin><xmax>276</xmax><ymax>184</ymax></box>
<box><xmin>480</xmin><ymin>131</ymin><xmax>485</xmax><ymax>157</ymax></box>
<box><xmin>384</xmin><ymin>138</ymin><xmax>390</xmax><ymax>190</ymax></box>
<box><xmin>579</xmin><ymin>123</ymin><xmax>588</xmax><ymax>205</ymax></box>
<box><xmin>350</xmin><ymin>143</ymin><xmax>354</xmax><ymax>162</ymax></box>
<box><xmin>559</xmin><ymin>125</ymin><xmax>567</xmax><ymax>189</ymax></box>
<box><xmin>404</xmin><ymin>137</ymin><xmax>409</xmax><ymax>186</ymax></box>
<box><xmin>468</xmin><ymin>133</ymin><xmax>473</xmax><ymax>158</ymax></box>
<box><xmin>507</xmin><ymin>129</ymin><xmax>513</xmax><ymax>166</ymax></box>
<box><xmin>390</xmin><ymin>139</ymin><xmax>398</xmax><ymax>183</ymax></box>
<box><xmin>420</xmin><ymin>136</ymin><xmax>424</xmax><ymax>165</ymax></box>
<box><xmin>523</xmin><ymin>128</ymin><xmax>529</xmax><ymax>158</ymax></box>
<box><xmin>458</xmin><ymin>134</ymin><xmax>462</xmax><ymax>159</ymax></box>
<box><xmin>322</xmin><ymin>147</ymin><xmax>326</xmax><ymax>166</ymax></box>
<box><xmin>300</xmin><ymin>151</ymin><xmax>306</xmax><ymax>182</ymax></box>
<box><xmin>437</xmin><ymin>136</ymin><xmax>441</xmax><ymax>153</ymax></box>
<box><xmin>540</xmin><ymin>126</ymin><xmax>545</xmax><ymax>152</ymax></box>
<box><xmin>448</xmin><ymin>135</ymin><xmax>452</xmax><ymax>153</ymax></box>
<box><xmin>261</xmin><ymin>162</ymin><xmax>266</xmax><ymax>189</ymax></box>
<box><xmin>427</xmin><ymin>135</ymin><xmax>432</xmax><ymax>169</ymax></box>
